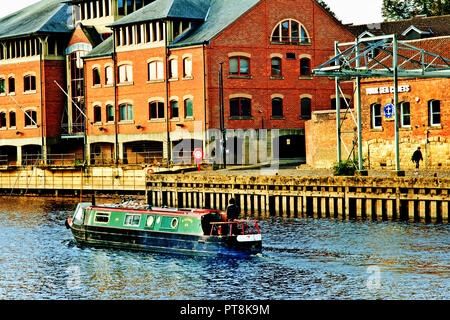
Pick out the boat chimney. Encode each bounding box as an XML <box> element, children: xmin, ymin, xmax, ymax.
<box><xmin>91</xmin><ymin>194</ymin><xmax>96</xmax><ymax>206</ymax></box>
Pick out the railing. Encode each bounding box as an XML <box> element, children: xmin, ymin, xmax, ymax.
<box><xmin>22</xmin><ymin>153</ymin><xmax>83</xmax><ymax>166</ymax></box>
<box><xmin>209</xmin><ymin>219</ymin><xmax>261</xmax><ymax>236</ymax></box>
<box><xmin>0</xmin><ymin>155</ymin><xmax>8</xmax><ymax>166</ymax></box>
<box><xmin>123</xmin><ymin>151</ymin><xmax>163</xmax><ymax>165</ymax></box>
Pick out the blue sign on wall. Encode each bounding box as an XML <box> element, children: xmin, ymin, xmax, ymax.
<box><xmin>383</xmin><ymin>103</ymin><xmax>394</xmax><ymax>118</ymax></box>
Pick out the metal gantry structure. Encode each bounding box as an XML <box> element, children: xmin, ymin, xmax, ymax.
<box><xmin>312</xmin><ymin>34</ymin><xmax>450</xmax><ymax>172</ymax></box>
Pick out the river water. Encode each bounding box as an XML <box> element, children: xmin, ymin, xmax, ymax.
<box><xmin>0</xmin><ymin>197</ymin><xmax>448</xmax><ymax>300</ymax></box>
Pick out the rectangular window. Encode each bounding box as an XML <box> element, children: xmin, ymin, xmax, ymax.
<box><xmin>8</xmin><ymin>77</ymin><xmax>15</xmax><ymax>93</ymax></box>
<box><xmin>23</xmin><ymin>76</ymin><xmax>36</xmax><ymax>92</ymax></box>
<box><xmin>119</xmin><ymin>104</ymin><xmax>133</xmax><ymax>121</ymax></box>
<box><xmin>25</xmin><ymin>110</ymin><xmax>37</xmax><ymax>127</ymax></box>
<box><xmin>301</xmin><ymin>97</ymin><xmax>311</xmax><ymax>119</ymax></box>
<box><xmin>124</xmin><ymin>214</ymin><xmax>141</xmax><ymax>227</ymax></box>
<box><xmin>372</xmin><ymin>103</ymin><xmax>382</xmax><ymax>129</ymax></box>
<box><xmin>169</xmin><ymin>59</ymin><xmax>178</xmax><ymax>79</ymax></box>
<box><xmin>271</xmin><ymin>58</ymin><xmax>281</xmax><ymax>76</ymax></box>
<box><xmin>230</xmin><ymin>98</ymin><xmax>251</xmax><ymax>117</ymax></box>
<box><xmin>94</xmin><ymin>211</ymin><xmax>110</xmax><ymax>223</ymax></box>
<box><xmin>429</xmin><ymin>100</ymin><xmax>440</xmax><ymax>126</ymax></box>
<box><xmin>0</xmin><ymin>78</ymin><xmax>5</xmax><ymax>94</ymax></box>
<box><xmin>183</xmin><ymin>57</ymin><xmax>192</xmax><ymax>77</ymax></box>
<box><xmin>400</xmin><ymin>102</ymin><xmax>410</xmax><ymax>127</ymax></box>
<box><xmin>9</xmin><ymin>111</ymin><xmax>16</xmax><ymax>127</ymax></box>
<box><xmin>184</xmin><ymin>99</ymin><xmax>193</xmax><ymax>118</ymax></box>
<box><xmin>106</xmin><ymin>105</ymin><xmax>114</xmax><ymax>122</ymax></box>
<box><xmin>0</xmin><ymin>112</ymin><xmax>6</xmax><ymax>128</ymax></box>
<box><xmin>229</xmin><ymin>57</ymin><xmax>249</xmax><ymax>76</ymax></box>
<box><xmin>118</xmin><ymin>0</ymin><xmax>125</xmax><ymax>15</ymax></box>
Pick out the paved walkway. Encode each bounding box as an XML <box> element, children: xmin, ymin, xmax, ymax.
<box><xmin>187</xmin><ymin>161</ymin><xmax>450</xmax><ymax>178</ymax></box>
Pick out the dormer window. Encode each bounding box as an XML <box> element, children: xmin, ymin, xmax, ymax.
<box><xmin>271</xmin><ymin>19</ymin><xmax>310</xmax><ymax>44</ymax></box>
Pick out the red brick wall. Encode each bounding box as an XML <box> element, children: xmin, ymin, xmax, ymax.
<box><xmin>0</xmin><ymin>60</ymin><xmax>42</xmax><ymax>139</ymax></box>
<box><xmin>85</xmin><ymin>45</ymin><xmax>206</xmax><ymax>137</ymax></box>
<box><xmin>206</xmin><ymin>0</ymin><xmax>354</xmax><ymax>130</ymax></box>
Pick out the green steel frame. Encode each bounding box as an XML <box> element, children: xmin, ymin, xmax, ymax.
<box><xmin>312</xmin><ymin>34</ymin><xmax>450</xmax><ymax>172</ymax></box>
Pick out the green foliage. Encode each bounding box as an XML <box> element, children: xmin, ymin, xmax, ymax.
<box><xmin>332</xmin><ymin>159</ymin><xmax>359</xmax><ymax>176</ymax></box>
<box><xmin>382</xmin><ymin>0</ymin><xmax>450</xmax><ymax>21</ymax></box>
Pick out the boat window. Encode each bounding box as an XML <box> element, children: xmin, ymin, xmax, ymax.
<box><xmin>94</xmin><ymin>211</ymin><xmax>110</xmax><ymax>223</ymax></box>
<box><xmin>124</xmin><ymin>214</ymin><xmax>141</xmax><ymax>227</ymax></box>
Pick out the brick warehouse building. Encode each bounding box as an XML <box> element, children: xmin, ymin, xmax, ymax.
<box><xmin>306</xmin><ymin>15</ymin><xmax>450</xmax><ymax>170</ymax></box>
<box><xmin>0</xmin><ymin>0</ymin><xmax>355</xmax><ymax>166</ymax></box>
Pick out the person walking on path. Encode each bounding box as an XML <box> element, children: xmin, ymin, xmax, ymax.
<box><xmin>411</xmin><ymin>147</ymin><xmax>423</xmax><ymax>174</ymax></box>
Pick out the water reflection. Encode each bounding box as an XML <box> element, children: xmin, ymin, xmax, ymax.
<box><xmin>0</xmin><ymin>198</ymin><xmax>448</xmax><ymax>300</ymax></box>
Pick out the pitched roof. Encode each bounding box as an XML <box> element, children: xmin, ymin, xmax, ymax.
<box><xmin>83</xmin><ymin>35</ymin><xmax>114</xmax><ymax>59</ymax></box>
<box><xmin>0</xmin><ymin>0</ymin><xmax>72</xmax><ymax>40</ymax></box>
<box><xmin>347</xmin><ymin>15</ymin><xmax>450</xmax><ymax>40</ymax></box>
<box><xmin>108</xmin><ymin>0</ymin><xmax>211</xmax><ymax>28</ymax></box>
<box><xmin>170</xmin><ymin>0</ymin><xmax>260</xmax><ymax>47</ymax></box>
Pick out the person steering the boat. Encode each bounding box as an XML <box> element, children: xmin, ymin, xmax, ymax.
<box><xmin>226</xmin><ymin>198</ymin><xmax>240</xmax><ymax>235</ymax></box>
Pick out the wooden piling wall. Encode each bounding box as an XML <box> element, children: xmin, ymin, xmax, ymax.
<box><xmin>146</xmin><ymin>174</ymin><xmax>449</xmax><ymax>223</ymax></box>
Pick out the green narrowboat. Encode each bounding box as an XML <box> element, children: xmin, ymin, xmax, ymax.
<box><xmin>66</xmin><ymin>199</ymin><xmax>262</xmax><ymax>257</ymax></box>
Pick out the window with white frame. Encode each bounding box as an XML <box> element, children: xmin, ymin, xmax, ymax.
<box><xmin>118</xmin><ymin>64</ymin><xmax>133</xmax><ymax>83</ymax></box>
<box><xmin>371</xmin><ymin>103</ymin><xmax>382</xmax><ymax>129</ymax></box>
<box><xmin>148</xmin><ymin>60</ymin><xmax>164</xmax><ymax>81</ymax></box>
<box><xmin>400</xmin><ymin>101</ymin><xmax>410</xmax><ymax>127</ymax></box>
<box><xmin>428</xmin><ymin>100</ymin><xmax>440</xmax><ymax>126</ymax></box>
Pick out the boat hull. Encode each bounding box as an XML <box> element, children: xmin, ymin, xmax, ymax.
<box><xmin>70</xmin><ymin>224</ymin><xmax>262</xmax><ymax>257</ymax></box>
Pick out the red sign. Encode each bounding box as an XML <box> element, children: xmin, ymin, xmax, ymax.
<box><xmin>193</xmin><ymin>148</ymin><xmax>203</xmax><ymax>171</ymax></box>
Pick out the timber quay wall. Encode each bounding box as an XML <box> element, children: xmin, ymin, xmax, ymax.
<box><xmin>146</xmin><ymin>174</ymin><xmax>449</xmax><ymax>223</ymax></box>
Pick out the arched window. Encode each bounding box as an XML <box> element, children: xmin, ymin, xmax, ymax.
<box><xmin>428</xmin><ymin>100</ymin><xmax>440</xmax><ymax>126</ymax></box>
<box><xmin>0</xmin><ymin>78</ymin><xmax>5</xmax><ymax>94</ymax></box>
<box><xmin>271</xmin><ymin>58</ymin><xmax>282</xmax><ymax>76</ymax></box>
<box><xmin>148</xmin><ymin>60</ymin><xmax>164</xmax><ymax>81</ymax></box>
<box><xmin>272</xmin><ymin>97</ymin><xmax>283</xmax><ymax>117</ymax></box>
<box><xmin>118</xmin><ymin>64</ymin><xmax>133</xmax><ymax>83</ymax></box>
<box><xmin>119</xmin><ymin>103</ymin><xmax>133</xmax><ymax>121</ymax></box>
<box><xmin>170</xmin><ymin>100</ymin><xmax>179</xmax><ymax>119</ymax></box>
<box><xmin>271</xmin><ymin>19</ymin><xmax>309</xmax><ymax>43</ymax></box>
<box><xmin>93</xmin><ymin>68</ymin><xmax>101</xmax><ymax>86</ymax></box>
<box><xmin>300</xmin><ymin>97</ymin><xmax>311</xmax><ymax>119</ymax></box>
<box><xmin>184</xmin><ymin>98</ymin><xmax>193</xmax><ymax>118</ymax></box>
<box><xmin>229</xmin><ymin>56</ymin><xmax>250</xmax><ymax>76</ymax></box>
<box><xmin>300</xmin><ymin>58</ymin><xmax>310</xmax><ymax>76</ymax></box>
<box><xmin>149</xmin><ymin>101</ymin><xmax>164</xmax><ymax>119</ymax></box>
<box><xmin>94</xmin><ymin>105</ymin><xmax>102</xmax><ymax>123</ymax></box>
<box><xmin>105</xmin><ymin>66</ymin><xmax>113</xmax><ymax>85</ymax></box>
<box><xmin>106</xmin><ymin>105</ymin><xmax>114</xmax><ymax>122</ymax></box>
<box><xmin>230</xmin><ymin>97</ymin><xmax>251</xmax><ymax>117</ymax></box>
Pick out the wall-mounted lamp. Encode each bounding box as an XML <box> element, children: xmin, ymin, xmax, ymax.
<box><xmin>176</xmin><ymin>123</ymin><xmax>184</xmax><ymax>127</ymax></box>
<box><xmin>99</xmin><ymin>127</ymin><xmax>106</xmax><ymax>131</ymax></box>
<box><xmin>15</xmin><ymin>131</ymin><xmax>22</xmax><ymax>135</ymax></box>
<box><xmin>136</xmin><ymin>125</ymin><xmax>143</xmax><ymax>130</ymax></box>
